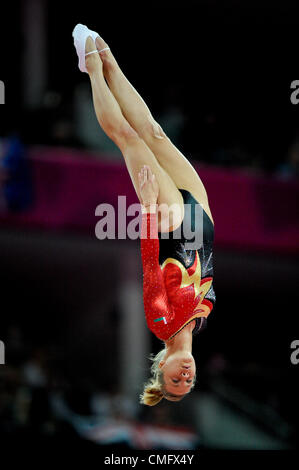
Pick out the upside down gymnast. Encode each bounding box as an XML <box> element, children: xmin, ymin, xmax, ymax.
<box><xmin>72</xmin><ymin>24</ymin><xmax>216</xmax><ymax>406</ymax></box>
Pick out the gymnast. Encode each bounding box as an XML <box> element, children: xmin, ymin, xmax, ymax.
<box><xmin>72</xmin><ymin>24</ymin><xmax>216</xmax><ymax>406</ymax></box>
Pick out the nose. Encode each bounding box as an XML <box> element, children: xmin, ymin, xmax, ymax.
<box><xmin>181</xmin><ymin>370</ymin><xmax>190</xmax><ymax>377</ymax></box>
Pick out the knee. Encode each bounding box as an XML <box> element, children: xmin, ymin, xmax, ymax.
<box><xmin>113</xmin><ymin>121</ymin><xmax>140</xmax><ymax>147</ymax></box>
<box><xmin>140</xmin><ymin>115</ymin><xmax>167</xmax><ymax>142</ymax></box>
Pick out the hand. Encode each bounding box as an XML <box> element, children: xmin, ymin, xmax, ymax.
<box><xmin>138</xmin><ymin>165</ymin><xmax>159</xmax><ymax>206</ymax></box>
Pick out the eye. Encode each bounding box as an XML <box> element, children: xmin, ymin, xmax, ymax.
<box><xmin>186</xmin><ymin>379</ymin><xmax>193</xmax><ymax>384</ymax></box>
<box><xmin>172</xmin><ymin>379</ymin><xmax>179</xmax><ymax>384</ymax></box>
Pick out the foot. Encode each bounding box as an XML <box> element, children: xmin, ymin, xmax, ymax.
<box><xmin>85</xmin><ymin>36</ymin><xmax>103</xmax><ymax>74</ymax></box>
<box><xmin>95</xmin><ymin>36</ymin><xmax>110</xmax><ymax>59</ymax></box>
<box><xmin>95</xmin><ymin>35</ymin><xmax>119</xmax><ymax>75</ymax></box>
<box><xmin>72</xmin><ymin>23</ymin><xmax>100</xmax><ymax>73</ymax></box>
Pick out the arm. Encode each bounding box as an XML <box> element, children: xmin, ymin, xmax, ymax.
<box><xmin>140</xmin><ymin>205</ymin><xmax>173</xmax><ymax>334</ymax></box>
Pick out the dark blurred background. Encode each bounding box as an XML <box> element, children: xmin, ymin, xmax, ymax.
<box><xmin>0</xmin><ymin>0</ymin><xmax>298</xmax><ymax>454</ymax></box>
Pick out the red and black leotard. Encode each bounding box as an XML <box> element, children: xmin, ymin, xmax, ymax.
<box><xmin>140</xmin><ymin>189</ymin><xmax>216</xmax><ymax>342</ymax></box>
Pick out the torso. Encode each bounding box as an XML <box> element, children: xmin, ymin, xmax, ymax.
<box><xmin>157</xmin><ymin>189</ymin><xmax>216</xmax><ymax>337</ymax></box>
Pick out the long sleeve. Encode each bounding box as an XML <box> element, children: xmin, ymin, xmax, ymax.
<box><xmin>140</xmin><ymin>211</ymin><xmax>173</xmax><ymax>337</ymax></box>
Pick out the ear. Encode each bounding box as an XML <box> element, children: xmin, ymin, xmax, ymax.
<box><xmin>158</xmin><ymin>360</ymin><xmax>165</xmax><ymax>369</ymax></box>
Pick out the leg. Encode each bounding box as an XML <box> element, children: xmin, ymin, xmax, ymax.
<box><xmin>96</xmin><ymin>37</ymin><xmax>213</xmax><ymax>223</ymax></box>
<box><xmin>84</xmin><ymin>37</ymin><xmax>184</xmax><ymax>231</ymax></box>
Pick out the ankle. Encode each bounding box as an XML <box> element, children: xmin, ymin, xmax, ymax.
<box><xmin>100</xmin><ymin>50</ymin><xmax>116</xmax><ymax>70</ymax></box>
<box><xmin>102</xmin><ymin>55</ymin><xmax>121</xmax><ymax>80</ymax></box>
<box><xmin>86</xmin><ymin>54</ymin><xmax>102</xmax><ymax>75</ymax></box>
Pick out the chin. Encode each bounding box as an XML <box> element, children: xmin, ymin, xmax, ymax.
<box><xmin>182</xmin><ymin>354</ymin><xmax>193</xmax><ymax>362</ymax></box>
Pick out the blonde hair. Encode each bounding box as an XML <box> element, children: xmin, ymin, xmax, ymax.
<box><xmin>139</xmin><ymin>347</ymin><xmax>195</xmax><ymax>406</ymax></box>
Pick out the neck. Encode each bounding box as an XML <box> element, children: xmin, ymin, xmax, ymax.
<box><xmin>164</xmin><ymin>322</ymin><xmax>194</xmax><ymax>357</ymax></box>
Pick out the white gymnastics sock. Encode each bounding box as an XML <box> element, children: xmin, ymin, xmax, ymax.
<box><xmin>72</xmin><ymin>23</ymin><xmax>109</xmax><ymax>73</ymax></box>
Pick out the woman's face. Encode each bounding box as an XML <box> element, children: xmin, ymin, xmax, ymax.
<box><xmin>159</xmin><ymin>351</ymin><xmax>196</xmax><ymax>397</ymax></box>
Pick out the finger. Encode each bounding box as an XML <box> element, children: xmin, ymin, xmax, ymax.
<box><xmin>139</xmin><ymin>176</ymin><xmax>142</xmax><ymax>188</ymax></box>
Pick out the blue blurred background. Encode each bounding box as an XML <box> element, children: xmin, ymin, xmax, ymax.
<box><xmin>0</xmin><ymin>0</ymin><xmax>298</xmax><ymax>452</ymax></box>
